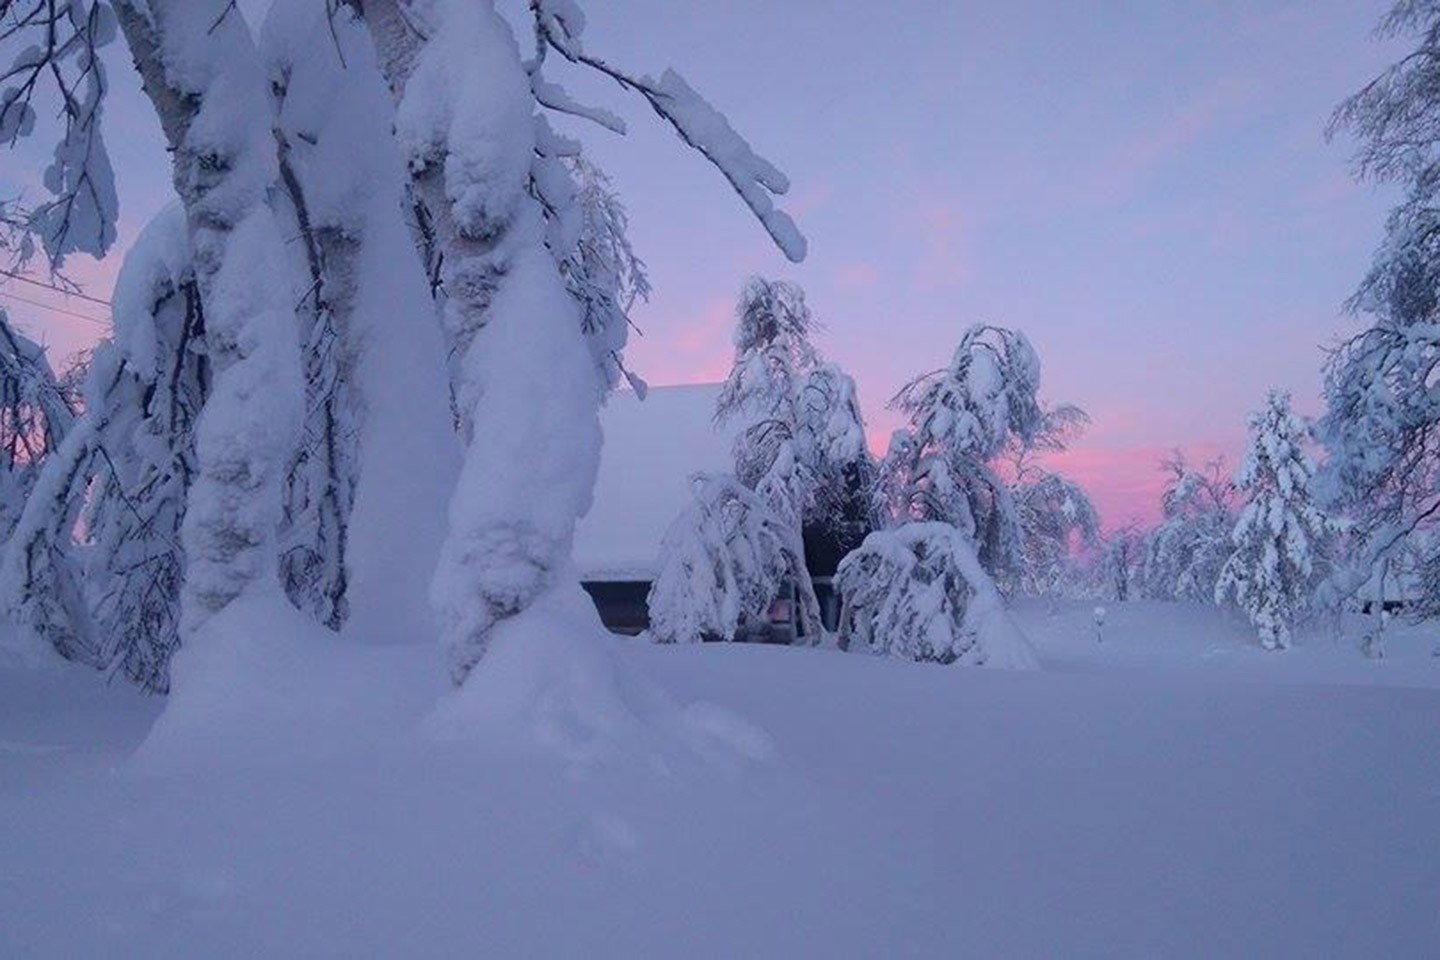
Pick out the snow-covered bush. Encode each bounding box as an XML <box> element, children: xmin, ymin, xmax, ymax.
<box><xmin>836</xmin><ymin>522</ymin><xmax>1036</xmax><ymax>668</ymax></box>
<box><xmin>648</xmin><ymin>474</ymin><xmax>819</xmax><ymax>645</ymax></box>
<box><xmin>1216</xmin><ymin>391</ymin><xmax>1334</xmax><ymax>650</ymax></box>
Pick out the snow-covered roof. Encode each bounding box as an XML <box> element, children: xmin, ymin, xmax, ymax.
<box><xmin>573</xmin><ymin>383</ymin><xmax>737</xmax><ymax>581</ymax></box>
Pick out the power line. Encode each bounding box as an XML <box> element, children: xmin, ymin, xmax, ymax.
<box><xmin>0</xmin><ymin>289</ymin><xmax>109</xmax><ymax>327</ymax></box>
<box><xmin>0</xmin><ymin>268</ymin><xmax>112</xmax><ymax>306</ymax></box>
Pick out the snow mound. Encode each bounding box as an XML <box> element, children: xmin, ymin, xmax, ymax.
<box><xmin>967</xmin><ymin>591</ymin><xmax>1041</xmax><ymax>671</ymax></box>
<box><xmin>0</xmin><ymin>620</ymin><xmax>50</xmax><ymax>669</ymax></box>
<box><xmin>135</xmin><ymin>593</ymin><xmax>444</xmax><ymax>773</ymax></box>
<box><xmin>426</xmin><ymin>579</ymin><xmax>774</xmax><ymax>775</ymax></box>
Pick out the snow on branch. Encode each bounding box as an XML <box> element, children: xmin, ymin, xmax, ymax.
<box><xmin>529</xmin><ymin>0</ymin><xmax>807</xmax><ymax>262</ymax></box>
<box><xmin>0</xmin><ymin>0</ymin><xmax>120</xmax><ymax>265</ymax></box>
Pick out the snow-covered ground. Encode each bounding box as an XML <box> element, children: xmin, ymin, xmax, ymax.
<box><xmin>3</xmin><ymin>601</ymin><xmax>1438</xmax><ymax>958</ymax></box>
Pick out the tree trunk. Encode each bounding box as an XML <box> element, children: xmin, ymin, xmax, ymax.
<box><xmin>360</xmin><ymin>0</ymin><xmax>604</xmax><ymax>683</ymax></box>
<box><xmin>113</xmin><ymin>1</ymin><xmax>303</xmax><ymax>640</ymax></box>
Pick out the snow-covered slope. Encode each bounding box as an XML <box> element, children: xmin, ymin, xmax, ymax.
<box><xmin>2</xmin><ymin>606</ymin><xmax>1438</xmax><ymax>957</ymax></box>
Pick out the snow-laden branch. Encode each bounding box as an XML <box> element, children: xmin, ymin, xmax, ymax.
<box><xmin>530</xmin><ymin>0</ymin><xmax>807</xmax><ymax>262</ymax></box>
<box><xmin>0</xmin><ymin>0</ymin><xmax>119</xmax><ymax>265</ymax></box>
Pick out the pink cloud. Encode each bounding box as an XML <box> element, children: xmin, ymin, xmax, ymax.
<box><xmin>787</xmin><ymin>179</ymin><xmax>833</xmax><ymax>219</ymax></box>
<box><xmin>629</xmin><ymin>295</ymin><xmax>735</xmax><ymax>386</ymax></box>
<box><xmin>1079</xmin><ymin>73</ymin><xmax>1253</xmax><ymax>205</ymax></box>
<box><xmin>833</xmin><ymin>260</ymin><xmax>881</xmax><ymax>291</ymax></box>
<box><xmin>911</xmin><ymin>200</ymin><xmax>976</xmax><ymax>289</ymax></box>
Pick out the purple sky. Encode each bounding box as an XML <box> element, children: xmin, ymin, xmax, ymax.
<box><xmin>0</xmin><ymin>0</ymin><xmax>1408</xmax><ymax>529</ymax></box>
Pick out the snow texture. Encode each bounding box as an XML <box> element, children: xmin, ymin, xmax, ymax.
<box><xmin>6</xmin><ymin>600</ymin><xmax>1438</xmax><ymax>956</ymax></box>
<box><xmin>179</xmin><ymin>204</ymin><xmax>302</xmax><ymax>632</ymax></box>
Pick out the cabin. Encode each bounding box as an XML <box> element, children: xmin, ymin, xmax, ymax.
<box><xmin>1355</xmin><ymin>560</ymin><xmax>1424</xmax><ymax>615</ymax></box>
<box><xmin>574</xmin><ymin>383</ymin><xmax>868</xmax><ymax>639</ymax></box>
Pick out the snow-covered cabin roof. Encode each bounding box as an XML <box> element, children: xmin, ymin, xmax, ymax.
<box><xmin>1354</xmin><ymin>564</ymin><xmax>1423</xmax><ymax>602</ymax></box>
<box><xmin>573</xmin><ymin>383</ymin><xmax>737</xmax><ymax>582</ymax></box>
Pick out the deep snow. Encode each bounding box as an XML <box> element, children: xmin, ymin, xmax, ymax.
<box><xmin>2</xmin><ymin>601</ymin><xmax>1438</xmax><ymax>958</ymax></box>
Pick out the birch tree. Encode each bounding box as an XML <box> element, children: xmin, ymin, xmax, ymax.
<box><xmin>357</xmin><ymin>0</ymin><xmax>806</xmax><ymax>681</ymax></box>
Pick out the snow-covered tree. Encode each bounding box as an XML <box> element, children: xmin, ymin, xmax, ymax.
<box><xmin>104</xmin><ymin>1</ymin><xmax>306</xmax><ymax>641</ymax></box>
<box><xmin>877</xmin><ymin>324</ymin><xmax>1046</xmax><ymax>580</ymax></box>
<box><xmin>1140</xmin><ymin>453</ymin><xmax>1237</xmax><ymax>603</ymax></box>
<box><xmin>716</xmin><ymin>277</ymin><xmax>822</xmax><ymax>528</ymax></box>
<box><xmin>795</xmin><ymin>360</ymin><xmax>872</xmax><ymax>534</ymax></box>
<box><xmin>648</xmin><ymin>473</ymin><xmax>820</xmax><ymax>645</ymax></box>
<box><xmin>1012</xmin><ymin>471</ymin><xmax>1100</xmax><ymax>597</ymax></box>
<box><xmin>835</xmin><ymin>522</ymin><xmax>1035</xmax><ymax>668</ymax></box>
<box><xmin>707</xmin><ymin>279</ymin><xmax>873</xmax><ymax>641</ymax></box>
<box><xmin>1321</xmin><ymin>1</ymin><xmax>1440</xmax><ymax>619</ymax></box>
<box><xmin>359</xmin><ymin>0</ymin><xmax>806</xmax><ymax>682</ymax></box>
<box><xmin>4</xmin><ymin>0</ymin><xmax>805</xmax><ymax>694</ymax></box>
<box><xmin>717</xmin><ymin>280</ymin><xmax>873</xmax><ymax>531</ymax></box>
<box><xmin>1216</xmin><ymin>391</ymin><xmax>1333</xmax><ymax>650</ymax></box>
<box><xmin>0</xmin><ymin>307</ymin><xmax>94</xmax><ymax>663</ymax></box>
<box><xmin>1100</xmin><ymin>524</ymin><xmax>1145</xmax><ymax>602</ymax></box>
<box><xmin>76</xmin><ymin>206</ymin><xmax>201</xmax><ymax>691</ymax></box>
<box><xmin>0</xmin><ymin>309</ymin><xmax>76</xmax><ymax>537</ymax></box>
<box><xmin>1003</xmin><ymin>403</ymin><xmax>1098</xmax><ymax>596</ymax></box>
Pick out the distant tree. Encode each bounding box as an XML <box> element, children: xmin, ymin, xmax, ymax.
<box><xmin>878</xmin><ymin>324</ymin><xmax>1048</xmax><ymax>580</ymax></box>
<box><xmin>648</xmin><ymin>473</ymin><xmax>820</xmax><ymax>644</ymax></box>
<box><xmin>1012</xmin><ymin>472</ymin><xmax>1100</xmax><ymax>597</ymax></box>
<box><xmin>1005</xmin><ymin>403</ymin><xmax>1098</xmax><ymax>596</ymax></box>
<box><xmin>1216</xmin><ymin>392</ymin><xmax>1334</xmax><ymax>650</ymax></box>
<box><xmin>1322</xmin><ymin>0</ymin><xmax>1440</xmax><ymax>618</ymax></box>
<box><xmin>1100</xmin><ymin>524</ymin><xmax>1146</xmax><ymax>602</ymax></box>
<box><xmin>1141</xmin><ymin>453</ymin><xmax>1237</xmax><ymax>603</ymax></box>
<box><xmin>835</xmin><ymin>522</ymin><xmax>1035</xmax><ymax>668</ymax></box>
